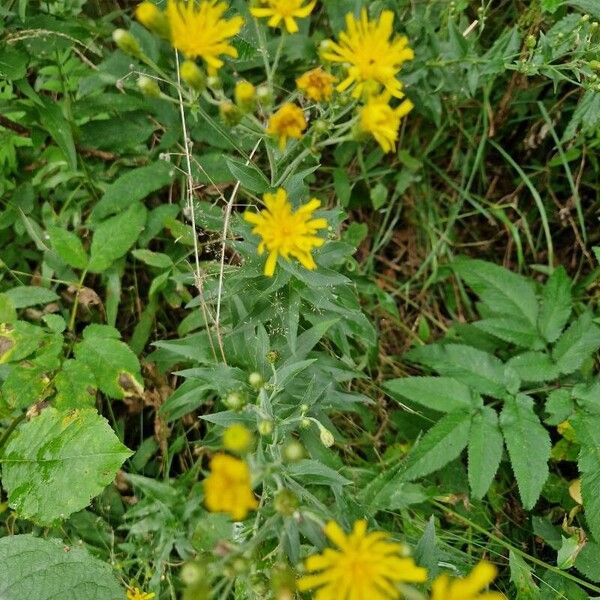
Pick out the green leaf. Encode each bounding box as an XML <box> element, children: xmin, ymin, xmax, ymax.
<box><xmin>0</xmin><ymin>294</ymin><xmax>17</xmax><ymax>323</ymax></box>
<box><xmin>47</xmin><ymin>225</ymin><xmax>88</xmax><ymax>270</ymax></box>
<box><xmin>0</xmin><ymin>534</ymin><xmax>124</xmax><ymax>600</ymax></box>
<box><xmin>226</xmin><ymin>157</ymin><xmax>269</xmax><ymax>194</ymax></box>
<box><xmin>552</xmin><ymin>312</ymin><xmax>600</xmax><ymax>375</ymax></box>
<box><xmin>453</xmin><ymin>257</ymin><xmax>538</xmax><ymax>327</ymax></box>
<box><xmin>507</xmin><ymin>352</ymin><xmax>559</xmax><ymax>383</ymax></box>
<box><xmin>509</xmin><ymin>551</ymin><xmax>541</xmax><ymax>599</ymax></box>
<box><xmin>542</xmin><ymin>0</ymin><xmax>564</xmax><ymax>12</ymax></box>
<box><xmin>384</xmin><ymin>376</ymin><xmax>476</xmax><ymax>413</ymax></box>
<box><xmin>37</xmin><ymin>97</ymin><xmax>77</xmax><ymax>170</ymax></box>
<box><xmin>474</xmin><ymin>317</ymin><xmax>541</xmax><ymax>348</ymax></box>
<box><xmin>54</xmin><ymin>360</ymin><xmax>97</xmax><ymax>410</ymax></box>
<box><xmin>468</xmin><ymin>406</ymin><xmax>504</xmax><ymax>499</ymax></box>
<box><xmin>88</xmin><ymin>203</ymin><xmax>147</xmax><ymax>273</ymax></box>
<box><xmin>575</xmin><ymin>541</ymin><xmax>600</xmax><ymax>582</ymax></box>
<box><xmin>4</xmin><ymin>286</ymin><xmax>59</xmax><ymax>309</ymax></box>
<box><xmin>1</xmin><ymin>362</ymin><xmax>48</xmax><ymax>411</ymax></box>
<box><xmin>402</xmin><ymin>411</ymin><xmax>472</xmax><ymax>481</ymax></box>
<box><xmin>538</xmin><ymin>266</ymin><xmax>572</xmax><ymax>343</ymax></box>
<box><xmin>0</xmin><ymin>407</ymin><xmax>132</xmax><ymax>525</ymax></box>
<box><xmin>406</xmin><ymin>343</ymin><xmax>513</xmax><ymax>399</ymax></box>
<box><xmin>74</xmin><ymin>334</ymin><xmax>142</xmax><ymax>400</ymax></box>
<box><xmin>90</xmin><ymin>161</ymin><xmax>174</xmax><ymax>221</ymax></box>
<box><xmin>500</xmin><ymin>395</ymin><xmax>551</xmax><ymax>509</ymax></box>
<box><xmin>132</xmin><ymin>249</ymin><xmax>173</xmax><ymax>269</ymax></box>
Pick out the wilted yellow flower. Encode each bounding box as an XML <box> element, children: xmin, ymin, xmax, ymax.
<box><xmin>321</xmin><ymin>9</ymin><xmax>414</xmax><ymax>99</ymax></box>
<box><xmin>166</xmin><ymin>0</ymin><xmax>244</xmax><ymax>74</ymax></box>
<box><xmin>135</xmin><ymin>2</ymin><xmax>169</xmax><ymax>37</ymax></box>
<box><xmin>250</xmin><ymin>0</ymin><xmax>317</xmax><ymax>34</ymax></box>
<box><xmin>296</xmin><ymin>67</ymin><xmax>336</xmax><ymax>102</ymax></box>
<box><xmin>223</xmin><ymin>423</ymin><xmax>253</xmax><ymax>453</ymax></box>
<box><xmin>127</xmin><ymin>587</ymin><xmax>156</xmax><ymax>600</ymax></box>
<box><xmin>203</xmin><ymin>454</ymin><xmax>258</xmax><ymax>520</ymax></box>
<box><xmin>358</xmin><ymin>92</ymin><xmax>413</xmax><ymax>153</ymax></box>
<box><xmin>431</xmin><ymin>561</ymin><xmax>506</xmax><ymax>600</ymax></box>
<box><xmin>244</xmin><ymin>188</ymin><xmax>327</xmax><ymax>276</ymax></box>
<box><xmin>297</xmin><ymin>520</ymin><xmax>427</xmax><ymax>600</ymax></box>
<box><xmin>266</xmin><ymin>103</ymin><xmax>307</xmax><ymax>150</ymax></box>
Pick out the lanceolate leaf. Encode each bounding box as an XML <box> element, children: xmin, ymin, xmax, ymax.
<box><xmin>0</xmin><ymin>407</ymin><xmax>132</xmax><ymax>525</ymax></box>
<box><xmin>538</xmin><ymin>266</ymin><xmax>572</xmax><ymax>343</ymax></box>
<box><xmin>506</xmin><ymin>351</ymin><xmax>559</xmax><ymax>383</ymax></box>
<box><xmin>403</xmin><ymin>411</ymin><xmax>472</xmax><ymax>481</ymax></box>
<box><xmin>552</xmin><ymin>312</ymin><xmax>600</xmax><ymax>375</ymax></box>
<box><xmin>500</xmin><ymin>395</ymin><xmax>551</xmax><ymax>510</ymax></box>
<box><xmin>468</xmin><ymin>406</ymin><xmax>504</xmax><ymax>499</ymax></box>
<box><xmin>474</xmin><ymin>317</ymin><xmax>541</xmax><ymax>349</ymax></box>
<box><xmin>0</xmin><ymin>535</ymin><xmax>123</xmax><ymax>600</ymax></box>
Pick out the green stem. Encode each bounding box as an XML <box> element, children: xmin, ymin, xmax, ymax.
<box><xmin>68</xmin><ymin>268</ymin><xmax>88</xmax><ymax>332</ymax></box>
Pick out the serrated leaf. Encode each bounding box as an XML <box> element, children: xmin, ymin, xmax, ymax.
<box><xmin>0</xmin><ymin>534</ymin><xmax>124</xmax><ymax>600</ymax></box>
<box><xmin>403</xmin><ymin>411</ymin><xmax>471</xmax><ymax>481</ymax></box>
<box><xmin>406</xmin><ymin>343</ymin><xmax>512</xmax><ymax>399</ymax></box>
<box><xmin>90</xmin><ymin>161</ymin><xmax>174</xmax><ymax>221</ymax></box>
<box><xmin>507</xmin><ymin>351</ymin><xmax>559</xmax><ymax>383</ymax></box>
<box><xmin>74</xmin><ymin>335</ymin><xmax>142</xmax><ymax>400</ymax></box>
<box><xmin>474</xmin><ymin>317</ymin><xmax>541</xmax><ymax>348</ymax></box>
<box><xmin>54</xmin><ymin>360</ymin><xmax>97</xmax><ymax>410</ymax></box>
<box><xmin>552</xmin><ymin>312</ymin><xmax>600</xmax><ymax>375</ymax></box>
<box><xmin>453</xmin><ymin>257</ymin><xmax>538</xmax><ymax>327</ymax></box>
<box><xmin>575</xmin><ymin>541</ymin><xmax>600</xmax><ymax>582</ymax></box>
<box><xmin>384</xmin><ymin>376</ymin><xmax>476</xmax><ymax>413</ymax></box>
<box><xmin>226</xmin><ymin>157</ymin><xmax>269</xmax><ymax>194</ymax></box>
<box><xmin>0</xmin><ymin>408</ymin><xmax>132</xmax><ymax>525</ymax></box>
<box><xmin>4</xmin><ymin>286</ymin><xmax>59</xmax><ymax>309</ymax></box>
<box><xmin>47</xmin><ymin>225</ymin><xmax>88</xmax><ymax>270</ymax></box>
<box><xmin>500</xmin><ymin>395</ymin><xmax>551</xmax><ymax>509</ymax></box>
<box><xmin>509</xmin><ymin>551</ymin><xmax>541</xmax><ymax>599</ymax></box>
<box><xmin>538</xmin><ymin>266</ymin><xmax>572</xmax><ymax>343</ymax></box>
<box><xmin>132</xmin><ymin>248</ymin><xmax>173</xmax><ymax>269</ymax></box>
<box><xmin>468</xmin><ymin>406</ymin><xmax>504</xmax><ymax>499</ymax></box>
<box><xmin>88</xmin><ymin>203</ymin><xmax>147</xmax><ymax>273</ymax></box>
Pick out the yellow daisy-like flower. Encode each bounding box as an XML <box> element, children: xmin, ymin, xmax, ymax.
<box><xmin>431</xmin><ymin>561</ymin><xmax>506</xmax><ymax>600</ymax></box>
<box><xmin>266</xmin><ymin>103</ymin><xmax>307</xmax><ymax>150</ymax></box>
<box><xmin>203</xmin><ymin>453</ymin><xmax>258</xmax><ymax>520</ymax></box>
<box><xmin>296</xmin><ymin>67</ymin><xmax>337</xmax><ymax>102</ymax></box>
<box><xmin>244</xmin><ymin>188</ymin><xmax>327</xmax><ymax>277</ymax></box>
<box><xmin>358</xmin><ymin>92</ymin><xmax>413</xmax><ymax>153</ymax></box>
<box><xmin>250</xmin><ymin>0</ymin><xmax>317</xmax><ymax>34</ymax></box>
<box><xmin>166</xmin><ymin>0</ymin><xmax>244</xmax><ymax>74</ymax></box>
<box><xmin>126</xmin><ymin>587</ymin><xmax>156</xmax><ymax>600</ymax></box>
<box><xmin>297</xmin><ymin>520</ymin><xmax>427</xmax><ymax>600</ymax></box>
<box><xmin>321</xmin><ymin>8</ymin><xmax>414</xmax><ymax>99</ymax></box>
<box><xmin>223</xmin><ymin>423</ymin><xmax>254</xmax><ymax>453</ymax></box>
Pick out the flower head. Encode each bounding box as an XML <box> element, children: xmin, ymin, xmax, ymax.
<box><xmin>358</xmin><ymin>92</ymin><xmax>413</xmax><ymax>153</ymax></box>
<box><xmin>244</xmin><ymin>188</ymin><xmax>327</xmax><ymax>276</ymax></box>
<box><xmin>166</xmin><ymin>0</ymin><xmax>244</xmax><ymax>74</ymax></box>
<box><xmin>251</xmin><ymin>0</ymin><xmax>317</xmax><ymax>33</ymax></box>
<box><xmin>126</xmin><ymin>587</ymin><xmax>156</xmax><ymax>600</ymax></box>
<box><xmin>431</xmin><ymin>561</ymin><xmax>506</xmax><ymax>600</ymax></box>
<box><xmin>266</xmin><ymin>103</ymin><xmax>307</xmax><ymax>150</ymax></box>
<box><xmin>296</xmin><ymin>67</ymin><xmax>336</xmax><ymax>102</ymax></box>
<box><xmin>203</xmin><ymin>454</ymin><xmax>258</xmax><ymax>520</ymax></box>
<box><xmin>234</xmin><ymin>80</ymin><xmax>257</xmax><ymax>111</ymax></box>
<box><xmin>297</xmin><ymin>520</ymin><xmax>427</xmax><ymax>600</ymax></box>
<box><xmin>223</xmin><ymin>423</ymin><xmax>254</xmax><ymax>453</ymax></box>
<box><xmin>321</xmin><ymin>9</ymin><xmax>413</xmax><ymax>99</ymax></box>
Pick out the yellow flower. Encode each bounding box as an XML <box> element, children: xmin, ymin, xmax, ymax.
<box><xmin>296</xmin><ymin>67</ymin><xmax>336</xmax><ymax>102</ymax></box>
<box><xmin>135</xmin><ymin>2</ymin><xmax>169</xmax><ymax>37</ymax></box>
<box><xmin>250</xmin><ymin>0</ymin><xmax>317</xmax><ymax>34</ymax></box>
<box><xmin>166</xmin><ymin>0</ymin><xmax>244</xmax><ymax>74</ymax></box>
<box><xmin>321</xmin><ymin>9</ymin><xmax>414</xmax><ymax>99</ymax></box>
<box><xmin>297</xmin><ymin>520</ymin><xmax>427</xmax><ymax>600</ymax></box>
<box><xmin>266</xmin><ymin>103</ymin><xmax>307</xmax><ymax>150</ymax></box>
<box><xmin>223</xmin><ymin>423</ymin><xmax>254</xmax><ymax>453</ymax></box>
<box><xmin>244</xmin><ymin>188</ymin><xmax>327</xmax><ymax>277</ymax></box>
<box><xmin>431</xmin><ymin>561</ymin><xmax>506</xmax><ymax>600</ymax></box>
<box><xmin>203</xmin><ymin>454</ymin><xmax>258</xmax><ymax>520</ymax></box>
<box><xmin>358</xmin><ymin>92</ymin><xmax>413</xmax><ymax>153</ymax></box>
<box><xmin>234</xmin><ymin>80</ymin><xmax>257</xmax><ymax>111</ymax></box>
<box><xmin>126</xmin><ymin>587</ymin><xmax>156</xmax><ymax>600</ymax></box>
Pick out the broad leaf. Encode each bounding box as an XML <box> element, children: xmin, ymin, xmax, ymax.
<box><xmin>500</xmin><ymin>394</ymin><xmax>551</xmax><ymax>509</ymax></box>
<box><xmin>226</xmin><ymin>157</ymin><xmax>269</xmax><ymax>194</ymax></box>
<box><xmin>47</xmin><ymin>225</ymin><xmax>88</xmax><ymax>270</ymax></box>
<box><xmin>509</xmin><ymin>551</ymin><xmax>541</xmax><ymax>599</ymax></box>
<box><xmin>0</xmin><ymin>407</ymin><xmax>132</xmax><ymax>525</ymax></box>
<box><xmin>507</xmin><ymin>351</ymin><xmax>559</xmax><ymax>383</ymax></box>
<box><xmin>54</xmin><ymin>360</ymin><xmax>97</xmax><ymax>410</ymax></box>
<box><xmin>4</xmin><ymin>286</ymin><xmax>59</xmax><ymax>309</ymax></box>
<box><xmin>385</xmin><ymin>376</ymin><xmax>477</xmax><ymax>413</ymax></box>
<box><xmin>538</xmin><ymin>266</ymin><xmax>572</xmax><ymax>343</ymax></box>
<box><xmin>474</xmin><ymin>317</ymin><xmax>541</xmax><ymax>349</ymax></box>
<box><xmin>468</xmin><ymin>406</ymin><xmax>504</xmax><ymax>499</ymax></box>
<box><xmin>403</xmin><ymin>411</ymin><xmax>472</xmax><ymax>481</ymax></box>
<box><xmin>0</xmin><ymin>534</ymin><xmax>123</xmax><ymax>600</ymax></box>
<box><xmin>552</xmin><ymin>312</ymin><xmax>600</xmax><ymax>375</ymax></box>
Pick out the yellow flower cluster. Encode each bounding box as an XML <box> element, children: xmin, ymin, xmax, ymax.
<box><xmin>298</xmin><ymin>520</ymin><xmax>506</xmax><ymax>600</ymax></box>
<box><xmin>126</xmin><ymin>587</ymin><xmax>156</xmax><ymax>600</ymax></box>
<box><xmin>251</xmin><ymin>0</ymin><xmax>317</xmax><ymax>34</ymax></box>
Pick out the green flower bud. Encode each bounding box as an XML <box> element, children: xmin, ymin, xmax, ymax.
<box><xmin>525</xmin><ymin>34</ymin><xmax>536</xmax><ymax>49</ymax></box>
<box><xmin>207</xmin><ymin>75</ymin><xmax>222</xmax><ymax>91</ymax></box>
<box><xmin>255</xmin><ymin>84</ymin><xmax>273</xmax><ymax>108</ymax></box>
<box><xmin>248</xmin><ymin>371</ymin><xmax>263</xmax><ymax>388</ymax></box>
<box><xmin>258</xmin><ymin>419</ymin><xmax>274</xmax><ymax>436</ymax></box>
<box><xmin>180</xmin><ymin>60</ymin><xmax>206</xmax><ymax>92</ymax></box>
<box><xmin>137</xmin><ymin>75</ymin><xmax>161</xmax><ymax>97</ymax></box>
<box><xmin>274</xmin><ymin>489</ymin><xmax>299</xmax><ymax>516</ymax></box>
<box><xmin>283</xmin><ymin>439</ymin><xmax>304</xmax><ymax>462</ymax></box>
<box><xmin>224</xmin><ymin>390</ymin><xmax>246</xmax><ymax>410</ymax></box>
<box><xmin>266</xmin><ymin>350</ymin><xmax>279</xmax><ymax>364</ymax></box>
<box><xmin>219</xmin><ymin>100</ymin><xmax>242</xmax><ymax>126</ymax></box>
<box><xmin>180</xmin><ymin>562</ymin><xmax>204</xmax><ymax>586</ymax></box>
<box><xmin>112</xmin><ymin>29</ymin><xmax>142</xmax><ymax>58</ymax></box>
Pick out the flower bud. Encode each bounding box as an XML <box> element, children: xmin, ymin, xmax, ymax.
<box><xmin>274</xmin><ymin>489</ymin><xmax>299</xmax><ymax>516</ymax></box>
<box><xmin>256</xmin><ymin>84</ymin><xmax>273</xmax><ymax>108</ymax></box>
<box><xmin>283</xmin><ymin>439</ymin><xmax>304</xmax><ymax>462</ymax></box>
<box><xmin>180</xmin><ymin>60</ymin><xmax>206</xmax><ymax>92</ymax></box>
<box><xmin>112</xmin><ymin>29</ymin><xmax>142</xmax><ymax>58</ymax></box>
<box><xmin>525</xmin><ymin>34</ymin><xmax>536</xmax><ymax>49</ymax></box>
<box><xmin>266</xmin><ymin>350</ymin><xmax>279</xmax><ymax>364</ymax></box>
<box><xmin>223</xmin><ymin>423</ymin><xmax>253</xmax><ymax>453</ymax></box>
<box><xmin>224</xmin><ymin>391</ymin><xmax>246</xmax><ymax>410</ymax></box>
<box><xmin>207</xmin><ymin>75</ymin><xmax>223</xmax><ymax>90</ymax></box>
<box><xmin>180</xmin><ymin>562</ymin><xmax>204</xmax><ymax>586</ymax></box>
<box><xmin>258</xmin><ymin>419</ymin><xmax>274</xmax><ymax>436</ymax></box>
<box><xmin>248</xmin><ymin>371</ymin><xmax>263</xmax><ymax>388</ymax></box>
<box><xmin>135</xmin><ymin>2</ymin><xmax>170</xmax><ymax>38</ymax></box>
<box><xmin>137</xmin><ymin>75</ymin><xmax>161</xmax><ymax>97</ymax></box>
<box><xmin>318</xmin><ymin>425</ymin><xmax>335</xmax><ymax>448</ymax></box>
<box><xmin>234</xmin><ymin>80</ymin><xmax>257</xmax><ymax>112</ymax></box>
<box><xmin>219</xmin><ymin>100</ymin><xmax>242</xmax><ymax>126</ymax></box>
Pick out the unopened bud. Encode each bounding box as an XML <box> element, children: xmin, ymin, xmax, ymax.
<box><xmin>112</xmin><ymin>29</ymin><xmax>142</xmax><ymax>58</ymax></box>
<box><xmin>283</xmin><ymin>439</ymin><xmax>304</xmax><ymax>462</ymax></box>
<box><xmin>318</xmin><ymin>425</ymin><xmax>335</xmax><ymax>448</ymax></box>
<box><xmin>258</xmin><ymin>419</ymin><xmax>274</xmax><ymax>436</ymax></box>
<box><xmin>137</xmin><ymin>75</ymin><xmax>161</xmax><ymax>97</ymax></box>
<box><xmin>248</xmin><ymin>371</ymin><xmax>263</xmax><ymax>388</ymax></box>
<box><xmin>274</xmin><ymin>489</ymin><xmax>299</xmax><ymax>516</ymax></box>
<box><xmin>181</xmin><ymin>562</ymin><xmax>204</xmax><ymax>586</ymax></box>
<box><xmin>135</xmin><ymin>2</ymin><xmax>170</xmax><ymax>38</ymax></box>
<box><xmin>180</xmin><ymin>60</ymin><xmax>206</xmax><ymax>92</ymax></box>
<box><xmin>219</xmin><ymin>100</ymin><xmax>242</xmax><ymax>126</ymax></box>
<box><xmin>266</xmin><ymin>350</ymin><xmax>279</xmax><ymax>364</ymax></box>
<box><xmin>234</xmin><ymin>80</ymin><xmax>257</xmax><ymax>112</ymax></box>
<box><xmin>525</xmin><ymin>34</ymin><xmax>536</xmax><ymax>49</ymax></box>
<box><xmin>207</xmin><ymin>75</ymin><xmax>222</xmax><ymax>91</ymax></box>
<box><xmin>256</xmin><ymin>84</ymin><xmax>273</xmax><ymax>108</ymax></box>
<box><xmin>224</xmin><ymin>391</ymin><xmax>245</xmax><ymax>410</ymax></box>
